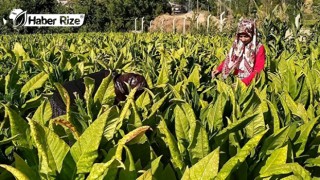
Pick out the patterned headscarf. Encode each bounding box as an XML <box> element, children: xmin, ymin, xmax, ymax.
<box><xmin>221</xmin><ymin>19</ymin><xmax>262</xmax><ymax>79</ymax></box>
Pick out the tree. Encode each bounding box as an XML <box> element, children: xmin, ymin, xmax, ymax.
<box><xmin>71</xmin><ymin>0</ymin><xmax>109</xmax><ymax>32</ymax></box>
<box><xmin>0</xmin><ymin>0</ymin><xmax>18</xmax><ymax>34</ymax></box>
<box><xmin>107</xmin><ymin>0</ymin><xmax>171</xmax><ymax>31</ymax></box>
<box><xmin>0</xmin><ymin>0</ymin><xmax>71</xmax><ymax>34</ymax></box>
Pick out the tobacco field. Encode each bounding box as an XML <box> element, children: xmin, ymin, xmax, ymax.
<box><xmin>0</xmin><ymin>19</ymin><xmax>320</xmax><ymax>179</ymax></box>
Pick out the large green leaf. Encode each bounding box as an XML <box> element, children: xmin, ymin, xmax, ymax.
<box><xmin>158</xmin><ymin>164</ymin><xmax>176</xmax><ymax>180</ymax></box>
<box><xmin>259</xmin><ymin>163</ymin><xmax>311</xmax><ymax>180</ymax></box>
<box><xmin>279</xmin><ymin>93</ymin><xmax>292</xmax><ymax>124</ymax></box>
<box><xmin>0</xmin><ymin>134</ymin><xmax>20</xmax><ymax>146</ymax></box>
<box><xmin>116</xmin><ymin>87</ymin><xmax>137</xmax><ymax>129</ymax></box>
<box><xmin>53</xmin><ymin>83</ymin><xmax>74</xmax><ymax>130</ymax></box>
<box><xmin>0</xmin><ymin>164</ymin><xmax>29</xmax><ymax>180</ymax></box>
<box><xmin>216</xmin><ymin>80</ymin><xmax>237</xmax><ymax>118</ymax></box>
<box><xmin>254</xmin><ymin>88</ymin><xmax>268</xmax><ymax>114</ymax></box>
<box><xmin>145</xmin><ymin>72</ymin><xmax>154</xmax><ymax>89</ymax></box>
<box><xmin>206</xmin><ymin>93</ymin><xmax>226</xmax><ymax>132</ymax></box>
<box><xmin>268</xmin><ymin>73</ymin><xmax>282</xmax><ymax>94</ymax></box>
<box><xmin>240</xmin><ymin>91</ymin><xmax>261</xmax><ymax>116</ymax></box>
<box><xmin>260</xmin><ymin>145</ymin><xmax>288</xmax><ymax>174</ymax></box>
<box><xmin>53</xmin><ymin>83</ymin><xmax>69</xmax><ymax>109</ymax></box>
<box><xmin>236</xmin><ymin>78</ymin><xmax>254</xmax><ymax>106</ymax></box>
<box><xmin>147</xmin><ymin>93</ymin><xmax>169</xmax><ymax>119</ymax></box>
<box><xmin>158</xmin><ymin>119</ymin><xmax>184</xmax><ymax>171</ymax></box>
<box><xmin>302</xmin><ymin>68</ymin><xmax>314</xmax><ymax>104</ymax></box>
<box><xmin>172</xmin><ymin>47</ymin><xmax>185</xmax><ymax>60</ymax></box>
<box><xmin>21</xmin><ymin>95</ymin><xmax>43</xmax><ymax>113</ymax></box>
<box><xmin>169</xmin><ymin>82</ymin><xmax>183</xmax><ymax>99</ymax></box>
<box><xmin>187</xmin><ymin>64</ymin><xmax>201</xmax><ymax>88</ymax></box>
<box><xmin>137</xmin><ymin>156</ymin><xmax>163</xmax><ymax>180</ymax></box>
<box><xmin>115</xmin><ymin>126</ymin><xmax>151</xmax><ymax>160</ymax></box>
<box><xmin>20</xmin><ymin>72</ymin><xmax>49</xmax><ymax>98</ymax></box>
<box><xmin>245</xmin><ymin>109</ymin><xmax>266</xmax><ymax>138</ymax></box>
<box><xmin>136</xmin><ymin>169</ymin><xmax>152</xmax><ymax>180</ymax></box>
<box><xmin>216</xmin><ymin>130</ymin><xmax>267</xmax><ymax>180</ymax></box>
<box><xmin>114</xmin><ymin>49</ymin><xmax>125</xmax><ymax>69</ymax></box>
<box><xmin>307</xmin><ymin>105</ymin><xmax>316</xmax><ymax>122</ymax></box>
<box><xmin>58</xmin><ymin>51</ymin><xmax>73</xmax><ymax>71</ymax></box>
<box><xmin>13</xmin><ymin>153</ymin><xmax>39</xmax><ymax>180</ymax></box>
<box><xmin>5</xmin><ymin>62</ymin><xmax>19</xmax><ymax>95</ymax></box>
<box><xmin>12</xmin><ymin>42</ymin><xmax>27</xmax><ymax>59</ymax></box>
<box><xmin>129</xmin><ymin>101</ymin><xmax>142</xmax><ymax>127</ymax></box>
<box><xmin>86</xmin><ymin>158</ymin><xmax>120</xmax><ymax>180</ymax></box>
<box><xmin>156</xmin><ymin>56</ymin><xmax>169</xmax><ymax>85</ymax></box>
<box><xmin>184</xmin><ymin>103</ymin><xmax>197</xmax><ymax>138</ymax></box>
<box><xmin>297</xmin><ymin>77</ymin><xmax>310</xmax><ymax>106</ymax></box>
<box><xmin>283</xmin><ymin>93</ymin><xmax>309</xmax><ymax>123</ymax></box>
<box><xmin>181</xmin><ymin>147</ymin><xmax>220</xmax><ymax>180</ymax></box>
<box><xmin>29</xmin><ymin>120</ymin><xmax>70</xmax><ymax>174</ymax></box>
<box><xmin>306</xmin><ymin>156</ymin><xmax>320</xmax><ymax>167</ymax></box>
<box><xmin>188</xmin><ymin>121</ymin><xmax>210</xmax><ymax>165</ymax></box>
<box><xmin>103</xmin><ymin>106</ymin><xmax>120</xmax><ymax>141</ymax></box>
<box><xmin>70</xmin><ymin>108</ymin><xmax>111</xmax><ymax>173</ymax></box>
<box><xmin>260</xmin><ymin>125</ymin><xmax>296</xmax><ymax>157</ymax></box>
<box><xmin>93</xmin><ymin>73</ymin><xmax>115</xmax><ymax>106</ymax></box>
<box><xmin>118</xmin><ymin>146</ymin><xmax>137</xmax><ymax>180</ymax></box>
<box><xmin>32</xmin><ymin>98</ymin><xmax>52</xmax><ymax>126</ymax></box>
<box><xmin>4</xmin><ymin>105</ymin><xmax>30</xmax><ymax>148</ymax></box>
<box><xmin>214</xmin><ymin>113</ymin><xmax>258</xmax><ymax>146</ymax></box>
<box><xmin>282</xmin><ymin>63</ymin><xmax>299</xmax><ymax>99</ymax></box>
<box><xmin>174</xmin><ymin>103</ymin><xmax>191</xmax><ymax>146</ymax></box>
<box><xmin>293</xmin><ymin>116</ymin><xmax>319</xmax><ymax>157</ymax></box>
<box><xmin>228</xmin><ymin>132</ymin><xmax>241</xmax><ymax>157</ymax></box>
<box><xmin>135</xmin><ymin>91</ymin><xmax>151</xmax><ymax>109</ymax></box>
<box><xmin>266</xmin><ymin>100</ymin><xmax>280</xmax><ymax>133</ymax></box>
<box><xmin>174</xmin><ymin>102</ymin><xmax>198</xmax><ymax>157</ymax></box>
<box><xmin>57</xmin><ymin>153</ymin><xmax>77</xmax><ymax>180</ymax></box>
<box><xmin>88</xmin><ymin>126</ymin><xmax>150</xmax><ymax>179</ymax></box>
<box><xmin>83</xmin><ymin>77</ymin><xmax>95</xmax><ymax>121</ymax></box>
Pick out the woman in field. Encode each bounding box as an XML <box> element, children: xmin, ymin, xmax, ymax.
<box><xmin>211</xmin><ymin>19</ymin><xmax>266</xmax><ymax>86</ymax></box>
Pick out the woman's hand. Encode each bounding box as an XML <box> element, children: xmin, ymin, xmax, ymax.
<box><xmin>211</xmin><ymin>70</ymin><xmax>220</xmax><ymax>78</ymax></box>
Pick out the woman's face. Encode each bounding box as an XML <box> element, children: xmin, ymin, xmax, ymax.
<box><xmin>238</xmin><ymin>34</ymin><xmax>252</xmax><ymax>45</ymax></box>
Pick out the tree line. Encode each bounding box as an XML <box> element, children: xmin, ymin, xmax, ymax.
<box><xmin>0</xmin><ymin>0</ymin><xmax>172</xmax><ymax>34</ymax></box>
<box><xmin>0</xmin><ymin>0</ymin><xmax>304</xmax><ymax>34</ymax></box>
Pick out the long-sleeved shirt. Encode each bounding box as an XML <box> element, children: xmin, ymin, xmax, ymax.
<box><xmin>216</xmin><ymin>45</ymin><xmax>266</xmax><ymax>86</ymax></box>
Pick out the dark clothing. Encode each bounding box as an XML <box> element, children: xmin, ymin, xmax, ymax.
<box><xmin>114</xmin><ymin>73</ymin><xmax>148</xmax><ymax>102</ymax></box>
<box><xmin>50</xmin><ymin>70</ymin><xmax>147</xmax><ymax>118</ymax></box>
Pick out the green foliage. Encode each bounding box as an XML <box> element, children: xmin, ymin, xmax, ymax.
<box><xmin>181</xmin><ymin>147</ymin><xmax>220</xmax><ymax>179</ymax></box>
<box><xmin>1</xmin><ymin>16</ymin><xmax>320</xmax><ymax>178</ymax></box>
<box><xmin>29</xmin><ymin>120</ymin><xmax>69</xmax><ymax>175</ymax></box>
<box><xmin>0</xmin><ymin>0</ymin><xmax>171</xmax><ymax>33</ymax></box>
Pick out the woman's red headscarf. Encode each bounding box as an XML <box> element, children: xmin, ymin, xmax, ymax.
<box><xmin>221</xmin><ymin>19</ymin><xmax>262</xmax><ymax>79</ymax></box>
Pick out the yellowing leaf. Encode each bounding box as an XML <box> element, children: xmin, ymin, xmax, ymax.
<box><xmin>21</xmin><ymin>72</ymin><xmax>49</xmax><ymax>98</ymax></box>
<box><xmin>260</xmin><ymin>145</ymin><xmax>288</xmax><ymax>174</ymax></box>
<box><xmin>182</xmin><ymin>147</ymin><xmax>220</xmax><ymax>180</ymax></box>
<box><xmin>187</xmin><ymin>64</ymin><xmax>201</xmax><ymax>88</ymax></box>
<box><xmin>0</xmin><ymin>164</ymin><xmax>29</xmax><ymax>180</ymax></box>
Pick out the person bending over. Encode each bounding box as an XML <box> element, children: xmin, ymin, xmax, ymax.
<box><xmin>49</xmin><ymin>70</ymin><xmax>148</xmax><ymax>118</ymax></box>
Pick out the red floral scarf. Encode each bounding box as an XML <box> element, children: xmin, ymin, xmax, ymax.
<box><xmin>221</xmin><ymin>19</ymin><xmax>262</xmax><ymax>79</ymax></box>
